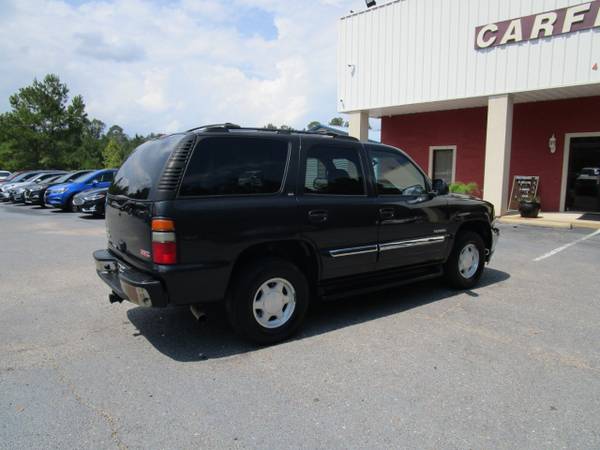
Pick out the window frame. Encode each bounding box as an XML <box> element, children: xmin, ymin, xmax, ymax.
<box><xmin>428</xmin><ymin>145</ymin><xmax>457</xmax><ymax>184</ymax></box>
<box><xmin>177</xmin><ymin>135</ymin><xmax>293</xmax><ymax>199</ymax></box>
<box><xmin>366</xmin><ymin>144</ymin><xmax>432</xmax><ymax>198</ymax></box>
<box><xmin>299</xmin><ymin>142</ymin><xmax>368</xmax><ymax>198</ymax></box>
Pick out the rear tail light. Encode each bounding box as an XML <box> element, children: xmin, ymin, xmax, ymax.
<box><xmin>151</xmin><ymin>218</ymin><xmax>177</xmax><ymax>265</ymax></box>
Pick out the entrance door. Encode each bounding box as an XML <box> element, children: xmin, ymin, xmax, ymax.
<box><xmin>565</xmin><ymin>136</ymin><xmax>600</xmax><ymax>213</ymax></box>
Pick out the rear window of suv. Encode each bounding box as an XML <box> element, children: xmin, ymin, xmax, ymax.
<box><xmin>110</xmin><ymin>134</ymin><xmax>186</xmax><ymax>200</ymax></box>
<box><xmin>179</xmin><ymin>137</ymin><xmax>289</xmax><ymax>197</ymax></box>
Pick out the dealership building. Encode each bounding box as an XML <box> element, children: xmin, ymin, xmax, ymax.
<box><xmin>338</xmin><ymin>0</ymin><xmax>600</xmax><ymax>215</ymax></box>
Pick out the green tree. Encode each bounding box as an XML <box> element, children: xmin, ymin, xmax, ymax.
<box><xmin>0</xmin><ymin>74</ymin><xmax>89</xmax><ymax>170</ymax></box>
<box><xmin>307</xmin><ymin>121</ymin><xmax>321</xmax><ymax>130</ymax></box>
<box><xmin>63</xmin><ymin>119</ymin><xmax>105</xmax><ymax>169</ymax></box>
<box><xmin>329</xmin><ymin>117</ymin><xmax>345</xmax><ymax>127</ymax></box>
<box><xmin>102</xmin><ymin>138</ymin><xmax>125</xmax><ymax>168</ymax></box>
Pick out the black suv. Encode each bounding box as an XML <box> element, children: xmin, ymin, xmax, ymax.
<box><xmin>94</xmin><ymin>124</ymin><xmax>499</xmax><ymax>344</ymax></box>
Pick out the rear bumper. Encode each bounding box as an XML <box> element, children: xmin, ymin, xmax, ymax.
<box><xmin>94</xmin><ymin>249</ymin><xmax>168</xmax><ymax>307</ymax></box>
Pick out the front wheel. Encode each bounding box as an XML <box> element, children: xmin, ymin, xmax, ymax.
<box><xmin>62</xmin><ymin>196</ymin><xmax>75</xmax><ymax>212</ymax></box>
<box><xmin>444</xmin><ymin>231</ymin><xmax>486</xmax><ymax>289</ymax></box>
<box><xmin>227</xmin><ymin>258</ymin><xmax>310</xmax><ymax>345</ymax></box>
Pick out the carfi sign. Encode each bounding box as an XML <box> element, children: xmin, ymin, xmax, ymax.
<box><xmin>475</xmin><ymin>0</ymin><xmax>600</xmax><ymax>49</ymax></box>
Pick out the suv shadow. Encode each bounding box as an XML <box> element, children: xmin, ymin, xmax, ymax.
<box><xmin>126</xmin><ymin>268</ymin><xmax>510</xmax><ymax>362</ymax></box>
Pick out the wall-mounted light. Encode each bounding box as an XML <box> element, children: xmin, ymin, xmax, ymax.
<box><xmin>347</xmin><ymin>64</ymin><xmax>356</xmax><ymax>76</ymax></box>
<box><xmin>365</xmin><ymin>0</ymin><xmax>377</xmax><ymax>7</ymax></box>
<box><xmin>549</xmin><ymin>134</ymin><xmax>557</xmax><ymax>153</ymax></box>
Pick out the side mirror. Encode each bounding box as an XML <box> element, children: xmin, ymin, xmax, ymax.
<box><xmin>92</xmin><ymin>179</ymin><xmax>99</xmax><ymax>185</ymax></box>
<box><xmin>432</xmin><ymin>179</ymin><xmax>449</xmax><ymax>195</ymax></box>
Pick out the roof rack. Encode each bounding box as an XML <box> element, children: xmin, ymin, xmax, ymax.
<box><xmin>186</xmin><ymin>124</ymin><xmax>359</xmax><ymax>141</ymax></box>
<box><xmin>186</xmin><ymin>123</ymin><xmax>242</xmax><ymax>132</ymax></box>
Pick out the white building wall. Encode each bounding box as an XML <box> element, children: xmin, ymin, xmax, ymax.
<box><xmin>338</xmin><ymin>0</ymin><xmax>600</xmax><ymax>113</ymax></box>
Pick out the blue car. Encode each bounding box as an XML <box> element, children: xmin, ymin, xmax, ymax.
<box><xmin>45</xmin><ymin>169</ymin><xmax>116</xmax><ymax>211</ymax></box>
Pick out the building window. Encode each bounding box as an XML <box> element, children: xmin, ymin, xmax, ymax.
<box><xmin>429</xmin><ymin>146</ymin><xmax>456</xmax><ymax>184</ymax></box>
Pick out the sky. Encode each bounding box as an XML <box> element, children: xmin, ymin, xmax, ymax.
<box><xmin>0</xmin><ymin>0</ymin><xmax>371</xmax><ymax>136</ymax></box>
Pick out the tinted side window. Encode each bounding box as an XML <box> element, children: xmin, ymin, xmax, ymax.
<box><xmin>180</xmin><ymin>137</ymin><xmax>289</xmax><ymax>197</ymax></box>
<box><xmin>304</xmin><ymin>146</ymin><xmax>365</xmax><ymax>195</ymax></box>
<box><xmin>368</xmin><ymin>147</ymin><xmax>428</xmax><ymax>196</ymax></box>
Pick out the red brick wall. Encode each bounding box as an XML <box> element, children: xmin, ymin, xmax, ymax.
<box><xmin>511</xmin><ymin>96</ymin><xmax>600</xmax><ymax>211</ymax></box>
<box><xmin>381</xmin><ymin>96</ymin><xmax>600</xmax><ymax>211</ymax></box>
<box><xmin>381</xmin><ymin>107</ymin><xmax>488</xmax><ymax>194</ymax></box>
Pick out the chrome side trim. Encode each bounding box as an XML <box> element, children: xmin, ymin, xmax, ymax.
<box><xmin>329</xmin><ymin>245</ymin><xmax>378</xmax><ymax>258</ymax></box>
<box><xmin>380</xmin><ymin>235</ymin><xmax>446</xmax><ymax>252</ymax></box>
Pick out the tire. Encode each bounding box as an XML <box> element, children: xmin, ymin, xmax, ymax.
<box><xmin>63</xmin><ymin>196</ymin><xmax>75</xmax><ymax>212</ymax></box>
<box><xmin>227</xmin><ymin>257</ymin><xmax>310</xmax><ymax>345</ymax></box>
<box><xmin>444</xmin><ymin>231</ymin><xmax>486</xmax><ymax>289</ymax></box>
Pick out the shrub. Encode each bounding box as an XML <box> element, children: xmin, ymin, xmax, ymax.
<box><xmin>449</xmin><ymin>182</ymin><xmax>480</xmax><ymax>197</ymax></box>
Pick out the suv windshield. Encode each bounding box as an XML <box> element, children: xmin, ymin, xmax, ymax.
<box><xmin>110</xmin><ymin>134</ymin><xmax>185</xmax><ymax>200</ymax></box>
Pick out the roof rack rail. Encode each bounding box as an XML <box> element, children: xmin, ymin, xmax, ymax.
<box><xmin>186</xmin><ymin>123</ymin><xmax>241</xmax><ymax>132</ymax></box>
<box><xmin>185</xmin><ymin>124</ymin><xmax>359</xmax><ymax>141</ymax></box>
<box><xmin>302</xmin><ymin>129</ymin><xmax>359</xmax><ymax>141</ymax></box>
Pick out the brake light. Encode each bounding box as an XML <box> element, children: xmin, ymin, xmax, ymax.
<box><xmin>151</xmin><ymin>219</ymin><xmax>177</xmax><ymax>265</ymax></box>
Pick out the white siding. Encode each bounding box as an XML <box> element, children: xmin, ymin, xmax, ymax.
<box><xmin>338</xmin><ymin>0</ymin><xmax>600</xmax><ymax>113</ymax></box>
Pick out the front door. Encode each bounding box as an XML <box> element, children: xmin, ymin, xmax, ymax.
<box><xmin>297</xmin><ymin>140</ymin><xmax>379</xmax><ymax>280</ymax></box>
<box><xmin>565</xmin><ymin>136</ymin><xmax>600</xmax><ymax>213</ymax></box>
<box><xmin>366</xmin><ymin>145</ymin><xmax>449</xmax><ymax>270</ymax></box>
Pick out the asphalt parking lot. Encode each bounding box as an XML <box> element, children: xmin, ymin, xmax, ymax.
<box><xmin>1</xmin><ymin>203</ymin><xmax>599</xmax><ymax>450</ymax></box>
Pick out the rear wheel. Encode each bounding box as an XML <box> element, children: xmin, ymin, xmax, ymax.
<box><xmin>444</xmin><ymin>231</ymin><xmax>485</xmax><ymax>289</ymax></box>
<box><xmin>227</xmin><ymin>257</ymin><xmax>310</xmax><ymax>344</ymax></box>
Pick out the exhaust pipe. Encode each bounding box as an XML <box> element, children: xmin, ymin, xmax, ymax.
<box><xmin>190</xmin><ymin>305</ymin><xmax>207</xmax><ymax>323</ymax></box>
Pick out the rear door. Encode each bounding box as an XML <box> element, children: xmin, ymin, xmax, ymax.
<box><xmin>171</xmin><ymin>134</ymin><xmax>296</xmax><ymax>267</ymax></box>
<box><xmin>366</xmin><ymin>144</ymin><xmax>449</xmax><ymax>270</ymax></box>
<box><xmin>296</xmin><ymin>139</ymin><xmax>378</xmax><ymax>280</ymax></box>
<box><xmin>106</xmin><ymin>134</ymin><xmax>188</xmax><ymax>268</ymax></box>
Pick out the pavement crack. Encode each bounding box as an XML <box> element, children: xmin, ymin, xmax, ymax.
<box><xmin>49</xmin><ymin>357</ymin><xmax>128</xmax><ymax>450</ymax></box>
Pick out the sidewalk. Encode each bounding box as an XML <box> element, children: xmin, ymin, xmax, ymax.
<box><xmin>499</xmin><ymin>212</ymin><xmax>600</xmax><ymax>230</ymax></box>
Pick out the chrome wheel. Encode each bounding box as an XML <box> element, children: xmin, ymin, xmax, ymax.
<box><xmin>252</xmin><ymin>278</ymin><xmax>296</xmax><ymax>329</ymax></box>
<box><xmin>458</xmin><ymin>243</ymin><xmax>480</xmax><ymax>279</ymax></box>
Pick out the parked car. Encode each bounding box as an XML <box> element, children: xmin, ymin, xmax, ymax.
<box><xmin>9</xmin><ymin>171</ymin><xmax>66</xmax><ymax>203</ymax></box>
<box><xmin>0</xmin><ymin>171</ymin><xmax>11</xmax><ymax>182</ymax></box>
<box><xmin>24</xmin><ymin>170</ymin><xmax>93</xmax><ymax>206</ymax></box>
<box><xmin>0</xmin><ymin>171</ymin><xmax>47</xmax><ymax>202</ymax></box>
<box><xmin>45</xmin><ymin>169</ymin><xmax>116</xmax><ymax>211</ymax></box>
<box><xmin>73</xmin><ymin>187</ymin><xmax>108</xmax><ymax>217</ymax></box>
<box><xmin>574</xmin><ymin>167</ymin><xmax>600</xmax><ymax>195</ymax></box>
<box><xmin>94</xmin><ymin>125</ymin><xmax>499</xmax><ymax>344</ymax></box>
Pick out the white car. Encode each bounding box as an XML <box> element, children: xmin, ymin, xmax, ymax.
<box><xmin>576</xmin><ymin>167</ymin><xmax>600</xmax><ymax>181</ymax></box>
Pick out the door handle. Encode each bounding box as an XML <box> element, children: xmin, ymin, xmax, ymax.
<box><xmin>379</xmin><ymin>208</ymin><xmax>395</xmax><ymax>221</ymax></box>
<box><xmin>308</xmin><ymin>210</ymin><xmax>328</xmax><ymax>224</ymax></box>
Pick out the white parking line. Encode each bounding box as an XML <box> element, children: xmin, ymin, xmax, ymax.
<box><xmin>533</xmin><ymin>229</ymin><xmax>600</xmax><ymax>262</ymax></box>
